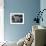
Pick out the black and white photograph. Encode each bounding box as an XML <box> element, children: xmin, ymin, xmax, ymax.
<box><xmin>10</xmin><ymin>13</ymin><xmax>24</xmax><ymax>24</ymax></box>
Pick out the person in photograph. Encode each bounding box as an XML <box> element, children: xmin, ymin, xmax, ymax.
<box><xmin>12</xmin><ymin>15</ymin><xmax>23</xmax><ymax>23</ymax></box>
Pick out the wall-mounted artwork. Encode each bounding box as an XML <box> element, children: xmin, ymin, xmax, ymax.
<box><xmin>10</xmin><ymin>13</ymin><xmax>24</xmax><ymax>24</ymax></box>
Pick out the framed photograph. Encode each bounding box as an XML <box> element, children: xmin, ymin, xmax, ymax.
<box><xmin>10</xmin><ymin>13</ymin><xmax>24</xmax><ymax>24</ymax></box>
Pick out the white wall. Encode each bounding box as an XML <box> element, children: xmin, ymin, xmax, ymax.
<box><xmin>0</xmin><ymin>0</ymin><xmax>4</xmax><ymax>42</ymax></box>
<box><xmin>40</xmin><ymin>0</ymin><xmax>46</xmax><ymax>27</ymax></box>
<box><xmin>40</xmin><ymin>0</ymin><xmax>46</xmax><ymax>45</ymax></box>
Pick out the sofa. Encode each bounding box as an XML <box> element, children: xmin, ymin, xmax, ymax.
<box><xmin>32</xmin><ymin>25</ymin><xmax>46</xmax><ymax>46</ymax></box>
<box><xmin>1</xmin><ymin>25</ymin><xmax>46</xmax><ymax>46</ymax></box>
